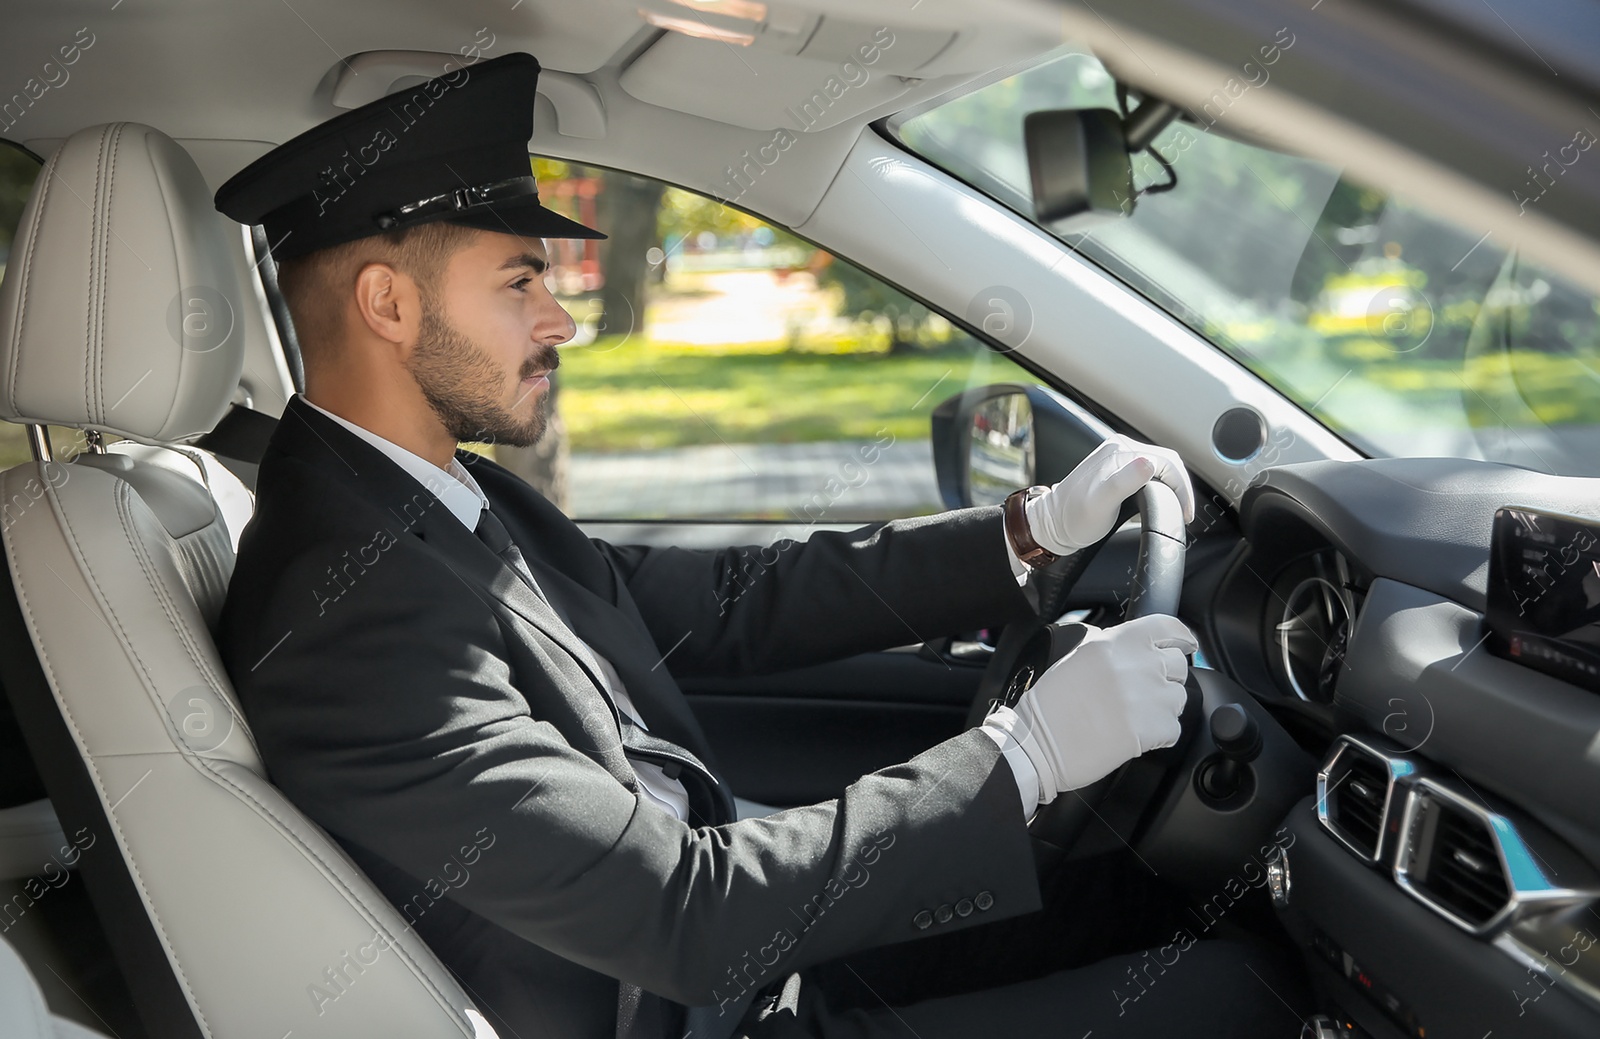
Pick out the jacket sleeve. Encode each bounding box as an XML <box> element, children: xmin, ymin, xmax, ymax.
<box><xmin>238</xmin><ymin>543</ymin><xmax>1043</xmax><ymax>1009</ymax></box>
<box><xmin>595</xmin><ymin>505</ymin><xmax>1037</xmax><ymax>677</ymax></box>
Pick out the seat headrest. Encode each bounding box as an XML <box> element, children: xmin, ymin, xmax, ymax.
<box><xmin>0</xmin><ymin>123</ymin><xmax>246</xmax><ymax>443</ymax></box>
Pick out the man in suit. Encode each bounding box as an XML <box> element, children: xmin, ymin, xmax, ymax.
<box><xmin>215</xmin><ymin>52</ymin><xmax>1303</xmax><ymax>1039</ymax></box>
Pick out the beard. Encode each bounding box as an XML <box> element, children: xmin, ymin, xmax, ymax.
<box><xmin>405</xmin><ymin>302</ymin><xmax>560</xmax><ymax>448</ymax></box>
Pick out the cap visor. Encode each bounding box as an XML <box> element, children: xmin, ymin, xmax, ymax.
<box><xmin>449</xmin><ymin>198</ymin><xmax>606</xmax><ymax>241</ymax></box>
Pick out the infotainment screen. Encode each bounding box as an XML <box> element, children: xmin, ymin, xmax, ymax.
<box><xmin>1485</xmin><ymin>507</ymin><xmax>1600</xmax><ymax>693</ymax></box>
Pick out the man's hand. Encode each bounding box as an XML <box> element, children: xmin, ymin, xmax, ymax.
<box><xmin>986</xmin><ymin>614</ymin><xmax>1197</xmax><ymax>805</ymax></box>
<box><xmin>1024</xmin><ymin>434</ymin><xmax>1195</xmax><ymax>555</ymax></box>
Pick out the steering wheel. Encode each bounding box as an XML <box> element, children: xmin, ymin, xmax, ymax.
<box><xmin>967</xmin><ymin>481</ymin><xmax>1197</xmax><ymax>849</ymax></box>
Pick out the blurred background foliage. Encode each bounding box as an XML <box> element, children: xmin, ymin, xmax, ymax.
<box><xmin>894</xmin><ymin>47</ymin><xmax>1600</xmax><ymax>468</ymax></box>
<box><xmin>523</xmin><ymin>155</ymin><xmax>1007</xmax><ymax>481</ymax></box>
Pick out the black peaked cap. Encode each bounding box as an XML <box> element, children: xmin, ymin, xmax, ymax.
<box><xmin>214</xmin><ymin>52</ymin><xmax>604</xmax><ymax>260</ymax></box>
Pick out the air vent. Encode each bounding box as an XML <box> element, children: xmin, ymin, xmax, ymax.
<box><xmin>1395</xmin><ymin>782</ymin><xmax>1513</xmax><ymax>934</ymax></box>
<box><xmin>1426</xmin><ymin>807</ymin><xmax>1511</xmax><ymax>925</ymax></box>
<box><xmin>1330</xmin><ymin>754</ymin><xmax>1387</xmax><ymax>853</ymax></box>
<box><xmin>1317</xmin><ymin>737</ymin><xmax>1406</xmax><ymax>863</ymax></box>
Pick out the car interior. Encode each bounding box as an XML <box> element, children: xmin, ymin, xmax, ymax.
<box><xmin>0</xmin><ymin>1</ymin><xmax>1597</xmax><ymax>1038</ymax></box>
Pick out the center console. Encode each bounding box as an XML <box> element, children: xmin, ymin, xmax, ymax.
<box><xmin>1271</xmin><ymin>734</ymin><xmax>1600</xmax><ymax>1038</ymax></box>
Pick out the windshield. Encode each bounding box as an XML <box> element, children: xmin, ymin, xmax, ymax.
<box><xmin>893</xmin><ymin>48</ymin><xmax>1600</xmax><ymax>477</ymax></box>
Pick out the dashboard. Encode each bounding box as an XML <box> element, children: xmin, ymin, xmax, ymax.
<box><xmin>1198</xmin><ymin>456</ymin><xmax>1600</xmax><ymax>1038</ymax></box>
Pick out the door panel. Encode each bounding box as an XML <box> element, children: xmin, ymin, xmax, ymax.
<box><xmin>683</xmin><ymin>650</ymin><xmax>984</xmax><ymax>806</ymax></box>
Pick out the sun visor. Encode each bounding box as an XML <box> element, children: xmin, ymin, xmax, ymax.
<box><xmin>328</xmin><ymin>50</ymin><xmax>608</xmax><ymax>140</ymax></box>
<box><xmin>619</xmin><ymin>28</ymin><xmax>935</xmax><ymax>133</ymax></box>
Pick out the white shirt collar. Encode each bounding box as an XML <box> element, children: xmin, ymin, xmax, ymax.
<box><xmin>302</xmin><ymin>397</ymin><xmax>488</xmax><ymax>531</ymax></box>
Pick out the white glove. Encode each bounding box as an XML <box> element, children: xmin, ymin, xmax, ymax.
<box><xmin>1024</xmin><ymin>434</ymin><xmax>1195</xmax><ymax>555</ymax></box>
<box><xmin>983</xmin><ymin>614</ymin><xmax>1198</xmax><ymax>806</ymax></box>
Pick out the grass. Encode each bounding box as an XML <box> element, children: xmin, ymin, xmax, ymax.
<box><xmin>556</xmin><ymin>335</ymin><xmax>1028</xmax><ymax>452</ymax></box>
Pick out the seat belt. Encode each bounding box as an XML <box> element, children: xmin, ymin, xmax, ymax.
<box><xmin>192</xmin><ymin>403</ymin><xmax>279</xmax><ymax>489</ymax></box>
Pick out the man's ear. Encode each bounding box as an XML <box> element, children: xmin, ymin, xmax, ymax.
<box><xmin>352</xmin><ymin>262</ymin><xmax>421</xmax><ymax>349</ymax></box>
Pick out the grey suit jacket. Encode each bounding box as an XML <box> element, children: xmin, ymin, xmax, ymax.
<box><xmin>219</xmin><ymin>396</ymin><xmax>1044</xmax><ymax>1037</ymax></box>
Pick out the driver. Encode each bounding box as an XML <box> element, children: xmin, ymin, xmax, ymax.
<box><xmin>216</xmin><ymin>51</ymin><xmax>1301</xmax><ymax>1039</ymax></box>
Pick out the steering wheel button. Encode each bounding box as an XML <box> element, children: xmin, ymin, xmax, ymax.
<box><xmin>934</xmin><ymin>903</ymin><xmax>954</xmax><ymax>924</ymax></box>
<box><xmin>975</xmin><ymin>891</ymin><xmax>994</xmax><ymax>911</ymax></box>
<box><xmin>912</xmin><ymin>910</ymin><xmax>933</xmax><ymax>930</ymax></box>
<box><xmin>955</xmin><ymin>898</ymin><xmax>974</xmax><ymax>917</ymax></box>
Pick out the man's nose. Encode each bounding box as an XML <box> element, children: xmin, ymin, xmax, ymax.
<box><xmin>535</xmin><ymin>287</ymin><xmax>577</xmax><ymax>347</ymax></box>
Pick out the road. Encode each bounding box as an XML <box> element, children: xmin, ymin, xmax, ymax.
<box><xmin>569</xmin><ymin>437</ymin><xmax>943</xmax><ymax>522</ymax></box>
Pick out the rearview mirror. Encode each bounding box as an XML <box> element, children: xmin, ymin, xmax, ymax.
<box><xmin>1025</xmin><ymin>98</ymin><xmax>1181</xmax><ymax>228</ymax></box>
<box><xmin>1024</xmin><ymin>108</ymin><xmax>1132</xmax><ymax>228</ymax></box>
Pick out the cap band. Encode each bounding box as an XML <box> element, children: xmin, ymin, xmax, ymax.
<box><xmin>373</xmin><ymin>175</ymin><xmax>540</xmax><ymax>230</ymax></box>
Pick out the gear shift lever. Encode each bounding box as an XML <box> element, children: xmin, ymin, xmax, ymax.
<box><xmin>1198</xmin><ymin>703</ymin><xmax>1261</xmax><ymax>801</ymax></box>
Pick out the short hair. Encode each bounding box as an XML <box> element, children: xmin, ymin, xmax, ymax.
<box><xmin>274</xmin><ymin>221</ymin><xmax>480</xmax><ymax>366</ymax></box>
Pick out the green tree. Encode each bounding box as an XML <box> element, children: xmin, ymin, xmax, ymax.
<box><xmin>656</xmin><ymin>187</ymin><xmax>765</xmax><ymax>244</ymax></box>
<box><xmin>596</xmin><ymin>170</ymin><xmax>665</xmax><ymax>338</ymax></box>
<box><xmin>814</xmin><ymin>256</ymin><xmax>939</xmax><ymax>352</ymax></box>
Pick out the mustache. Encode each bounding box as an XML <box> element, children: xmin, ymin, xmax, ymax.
<box><xmin>519</xmin><ymin>346</ymin><xmax>561</xmax><ymax>381</ymax></box>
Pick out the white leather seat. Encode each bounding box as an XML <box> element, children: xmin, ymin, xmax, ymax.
<box><xmin>0</xmin><ymin>123</ymin><xmax>496</xmax><ymax>1038</ymax></box>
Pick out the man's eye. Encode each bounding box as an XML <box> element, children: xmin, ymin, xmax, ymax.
<box><xmin>510</xmin><ymin>276</ymin><xmax>532</xmax><ymax>292</ymax></box>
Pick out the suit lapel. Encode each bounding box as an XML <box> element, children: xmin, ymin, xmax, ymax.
<box><xmin>409</xmin><ymin>505</ymin><xmax>622</xmax><ymax>718</ymax></box>
<box><xmin>472</xmin><ymin>468</ymin><xmax>722</xmax><ymax>764</ymax></box>
<box><xmin>536</xmin><ymin>561</ymin><xmax>703</xmax><ymax>731</ymax></box>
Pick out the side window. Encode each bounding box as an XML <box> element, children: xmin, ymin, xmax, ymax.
<box><xmin>510</xmin><ymin>160</ymin><xmax>1041</xmax><ymax>521</ymax></box>
<box><xmin>0</xmin><ymin>142</ymin><xmax>43</xmax><ymax>470</ymax></box>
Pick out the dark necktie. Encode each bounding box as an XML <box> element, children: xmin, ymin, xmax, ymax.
<box><xmin>473</xmin><ymin>506</ymin><xmax>671</xmax><ymax>1038</ymax></box>
<box><xmin>473</xmin><ymin>507</ymin><xmax>551</xmax><ymax>604</ymax></box>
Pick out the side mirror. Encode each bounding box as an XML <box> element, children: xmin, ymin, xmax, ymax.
<box><xmin>967</xmin><ymin>392</ymin><xmax>1034</xmax><ymax>506</ymax></box>
<box><xmin>931</xmin><ymin>384</ymin><xmax>1108</xmax><ymax>509</ymax></box>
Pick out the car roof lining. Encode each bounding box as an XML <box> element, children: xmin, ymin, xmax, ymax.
<box><xmin>1</xmin><ymin>0</ymin><xmax>1062</xmax><ymax>233</ymax></box>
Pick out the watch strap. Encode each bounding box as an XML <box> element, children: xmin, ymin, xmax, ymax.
<box><xmin>1004</xmin><ymin>486</ymin><xmax>1058</xmax><ymax>569</ymax></box>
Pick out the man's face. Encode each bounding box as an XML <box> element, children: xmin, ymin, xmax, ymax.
<box><xmin>405</xmin><ymin>229</ymin><xmax>576</xmax><ymax>447</ymax></box>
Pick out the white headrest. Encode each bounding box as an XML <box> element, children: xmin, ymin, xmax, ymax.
<box><xmin>0</xmin><ymin>123</ymin><xmax>246</xmax><ymax>443</ymax></box>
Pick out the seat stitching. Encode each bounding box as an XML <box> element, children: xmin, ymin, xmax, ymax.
<box><xmin>7</xmin><ymin>147</ymin><xmax>58</xmax><ymax>415</ymax></box>
<box><xmin>54</xmin><ymin>482</ymin><xmax>163</xmax><ymax>710</ymax></box>
<box><xmin>112</xmin><ymin>486</ymin><xmax>259</xmax><ymax>759</ymax></box>
<box><xmin>116</xmin><ymin>486</ymin><xmax>259</xmax><ymax>752</ymax></box>
<box><xmin>145</xmin><ymin>139</ymin><xmax>190</xmax><ymax>442</ymax></box>
<box><xmin>113</xmin><ymin>488</ymin><xmax>227</xmax><ymax>705</ymax></box>
<box><xmin>98</xmin><ymin>124</ymin><xmax>128</xmax><ymax>420</ymax></box>
<box><xmin>190</xmin><ymin>754</ymin><xmax>478</xmax><ymax>1034</ymax></box>
<box><xmin>86</xmin><ymin>126</ymin><xmax>108</xmax><ymax>422</ymax></box>
<box><xmin>5</xmin><ymin>471</ymin><xmax>215</xmax><ymax>1038</ymax></box>
<box><xmin>62</xmin><ymin>477</ymin><xmax>472</xmax><ymax>1033</ymax></box>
